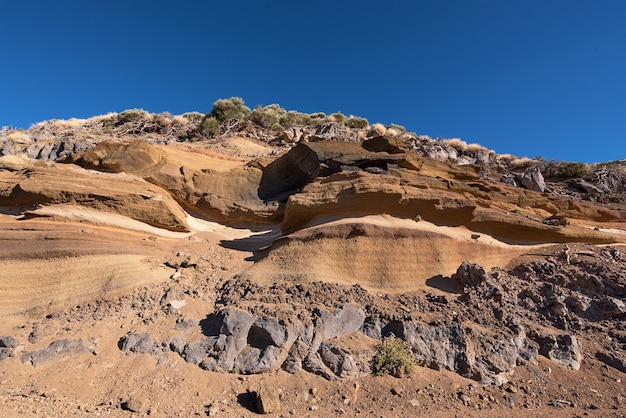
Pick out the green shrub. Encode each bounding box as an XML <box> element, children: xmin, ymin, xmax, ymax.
<box><xmin>330</xmin><ymin>112</ymin><xmax>346</xmax><ymax>124</ymax></box>
<box><xmin>347</xmin><ymin>116</ymin><xmax>369</xmax><ymax>129</ymax></box>
<box><xmin>372</xmin><ymin>337</ymin><xmax>415</xmax><ymax>377</ymax></box>
<box><xmin>309</xmin><ymin>112</ymin><xmax>327</xmax><ymax>120</ymax></box>
<box><xmin>182</xmin><ymin>112</ymin><xmax>204</xmax><ymax>123</ymax></box>
<box><xmin>208</xmin><ymin>97</ymin><xmax>251</xmax><ymax>123</ymax></box>
<box><xmin>543</xmin><ymin>161</ymin><xmax>590</xmax><ymax>179</ymax></box>
<box><xmin>117</xmin><ymin>109</ymin><xmax>147</xmax><ymax>124</ymax></box>
<box><xmin>280</xmin><ymin>111</ymin><xmax>318</xmax><ymax>128</ymax></box>
<box><xmin>200</xmin><ymin>116</ymin><xmax>220</xmax><ymax>136</ymax></box>
<box><xmin>250</xmin><ymin>104</ymin><xmax>287</xmax><ymax>129</ymax></box>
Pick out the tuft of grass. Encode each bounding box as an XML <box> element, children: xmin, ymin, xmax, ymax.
<box><xmin>372</xmin><ymin>337</ymin><xmax>415</xmax><ymax>377</ymax></box>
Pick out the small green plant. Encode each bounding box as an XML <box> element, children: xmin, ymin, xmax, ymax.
<box><xmin>372</xmin><ymin>336</ymin><xmax>415</xmax><ymax>377</ymax></box>
<box><xmin>346</xmin><ymin>116</ymin><xmax>369</xmax><ymax>129</ymax></box>
<box><xmin>230</xmin><ymin>367</ymin><xmax>241</xmax><ymax>375</ymax></box>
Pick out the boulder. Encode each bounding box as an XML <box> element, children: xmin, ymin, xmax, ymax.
<box><xmin>536</xmin><ymin>334</ymin><xmax>582</xmax><ymax>370</ymax></box>
<box><xmin>21</xmin><ymin>339</ymin><xmax>95</xmax><ymax>367</ymax></box>
<box><xmin>520</xmin><ymin>166</ymin><xmax>546</xmax><ymax>192</ymax></box>
<box><xmin>362</xmin><ymin>135</ymin><xmax>410</xmax><ymax>154</ymax></box>
<box><xmin>119</xmin><ymin>333</ymin><xmax>160</xmax><ymax>355</ymax></box>
<box><xmin>315</xmin><ymin>304</ymin><xmax>365</xmax><ymax>341</ymax></box>
<box><xmin>452</xmin><ymin>262</ymin><xmax>488</xmax><ymax>289</ymax></box>
<box><xmin>122</xmin><ymin>396</ymin><xmax>150</xmax><ymax>414</ymax></box>
<box><xmin>0</xmin><ymin>336</ymin><xmax>19</xmax><ymax>361</ymax></box>
<box><xmin>256</xmin><ymin>384</ymin><xmax>281</xmax><ymax>414</ymax></box>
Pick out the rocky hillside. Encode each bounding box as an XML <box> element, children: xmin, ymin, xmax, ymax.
<box><xmin>0</xmin><ymin>104</ymin><xmax>625</xmax><ymax>416</ymax></box>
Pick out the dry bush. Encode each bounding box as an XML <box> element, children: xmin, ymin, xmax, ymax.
<box><xmin>181</xmin><ymin>112</ymin><xmax>204</xmax><ymax>123</ymax></box>
<box><xmin>466</xmin><ymin>143</ymin><xmax>488</xmax><ymax>152</ymax></box>
<box><xmin>510</xmin><ymin>157</ymin><xmax>534</xmax><ymax>168</ymax></box>
<box><xmin>370</xmin><ymin>123</ymin><xmax>386</xmax><ymax>136</ymax></box>
<box><xmin>385</xmin><ymin>127</ymin><xmax>401</xmax><ymax>137</ymax></box>
<box><xmin>172</xmin><ymin>115</ymin><xmax>189</xmax><ymax>125</ymax></box>
<box><xmin>445</xmin><ymin>138</ymin><xmax>468</xmax><ymax>151</ymax></box>
<box><xmin>497</xmin><ymin>153</ymin><xmax>515</xmax><ymax>161</ymax></box>
<box><xmin>6</xmin><ymin>131</ymin><xmax>31</xmax><ymax>143</ymax></box>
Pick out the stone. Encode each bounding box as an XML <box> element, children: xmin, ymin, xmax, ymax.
<box><xmin>315</xmin><ymin>304</ymin><xmax>366</xmax><ymax>341</ymax></box>
<box><xmin>520</xmin><ymin>166</ymin><xmax>546</xmax><ymax>192</ymax></box>
<box><xmin>537</xmin><ymin>334</ymin><xmax>582</xmax><ymax>370</ymax></box>
<box><xmin>122</xmin><ymin>396</ymin><xmax>150</xmax><ymax>414</ymax></box>
<box><xmin>256</xmin><ymin>384</ymin><xmax>281</xmax><ymax>414</ymax></box>
<box><xmin>119</xmin><ymin>333</ymin><xmax>159</xmax><ymax>355</ymax></box>
<box><xmin>0</xmin><ymin>336</ymin><xmax>18</xmax><ymax>348</ymax></box>
<box><xmin>182</xmin><ymin>338</ymin><xmax>216</xmax><ymax>365</ymax></box>
<box><xmin>21</xmin><ymin>339</ymin><xmax>94</xmax><ymax>367</ymax></box>
<box><xmin>452</xmin><ymin>262</ymin><xmax>488</xmax><ymax>289</ymax></box>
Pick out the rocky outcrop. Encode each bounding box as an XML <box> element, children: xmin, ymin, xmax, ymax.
<box><xmin>0</xmin><ymin>163</ymin><xmax>190</xmax><ymax>231</ymax></box>
<box><xmin>66</xmin><ymin>141</ymin><xmax>281</xmax><ymax>224</ymax></box>
<box><xmin>21</xmin><ymin>339</ymin><xmax>96</xmax><ymax>366</ymax></box>
<box><xmin>0</xmin><ymin>336</ymin><xmax>20</xmax><ymax>361</ymax></box>
<box><xmin>520</xmin><ymin>166</ymin><xmax>546</xmax><ymax>192</ymax></box>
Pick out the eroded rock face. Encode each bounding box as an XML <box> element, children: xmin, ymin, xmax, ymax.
<box><xmin>118</xmin><ymin>244</ymin><xmax>626</xmax><ymax>385</ymax></box>
<box><xmin>117</xmin><ymin>244</ymin><xmax>625</xmax><ymax>384</ymax></box>
<box><xmin>520</xmin><ymin>166</ymin><xmax>546</xmax><ymax>192</ymax></box>
<box><xmin>0</xmin><ymin>163</ymin><xmax>190</xmax><ymax>232</ymax></box>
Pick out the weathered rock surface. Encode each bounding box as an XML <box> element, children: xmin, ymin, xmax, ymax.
<box><xmin>256</xmin><ymin>384</ymin><xmax>281</xmax><ymax>414</ymax></box>
<box><xmin>520</xmin><ymin>166</ymin><xmax>546</xmax><ymax>192</ymax></box>
<box><xmin>21</xmin><ymin>339</ymin><xmax>95</xmax><ymax>367</ymax></box>
<box><xmin>0</xmin><ymin>162</ymin><xmax>190</xmax><ymax>231</ymax></box>
<box><xmin>0</xmin><ymin>336</ymin><xmax>20</xmax><ymax>361</ymax></box>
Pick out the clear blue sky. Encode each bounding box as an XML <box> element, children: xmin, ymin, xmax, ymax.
<box><xmin>1</xmin><ymin>1</ymin><xmax>624</xmax><ymax>163</ymax></box>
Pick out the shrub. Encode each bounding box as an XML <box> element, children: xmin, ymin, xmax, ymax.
<box><xmin>280</xmin><ymin>111</ymin><xmax>321</xmax><ymax>128</ymax></box>
<box><xmin>346</xmin><ymin>116</ymin><xmax>369</xmax><ymax>129</ymax></box>
<box><xmin>330</xmin><ymin>112</ymin><xmax>346</xmax><ymax>124</ymax></box>
<box><xmin>208</xmin><ymin>97</ymin><xmax>251</xmax><ymax>123</ymax></box>
<box><xmin>445</xmin><ymin>138</ymin><xmax>468</xmax><ymax>151</ymax></box>
<box><xmin>250</xmin><ymin>104</ymin><xmax>287</xmax><ymax>129</ymax></box>
<box><xmin>309</xmin><ymin>112</ymin><xmax>327</xmax><ymax>120</ymax></box>
<box><xmin>200</xmin><ymin>116</ymin><xmax>220</xmax><ymax>136</ymax></box>
<box><xmin>372</xmin><ymin>337</ymin><xmax>415</xmax><ymax>377</ymax></box>
<box><xmin>388</xmin><ymin>123</ymin><xmax>406</xmax><ymax>134</ymax></box>
<box><xmin>117</xmin><ymin>109</ymin><xmax>147</xmax><ymax>124</ymax></box>
<box><xmin>181</xmin><ymin>112</ymin><xmax>204</xmax><ymax>123</ymax></box>
<box><xmin>543</xmin><ymin>161</ymin><xmax>590</xmax><ymax>179</ymax></box>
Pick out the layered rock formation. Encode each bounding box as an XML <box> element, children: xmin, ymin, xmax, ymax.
<box><xmin>1</xmin><ymin>111</ymin><xmax>625</xmax><ymax>402</ymax></box>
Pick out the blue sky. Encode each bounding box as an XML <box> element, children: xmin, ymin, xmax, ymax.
<box><xmin>1</xmin><ymin>0</ymin><xmax>624</xmax><ymax>163</ymax></box>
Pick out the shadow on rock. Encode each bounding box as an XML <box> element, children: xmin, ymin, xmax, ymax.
<box><xmin>425</xmin><ymin>274</ymin><xmax>462</xmax><ymax>295</ymax></box>
<box><xmin>219</xmin><ymin>228</ymin><xmax>281</xmax><ymax>253</ymax></box>
<box><xmin>236</xmin><ymin>391</ymin><xmax>258</xmax><ymax>413</ymax></box>
<box><xmin>199</xmin><ymin>314</ymin><xmax>222</xmax><ymax>337</ymax></box>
